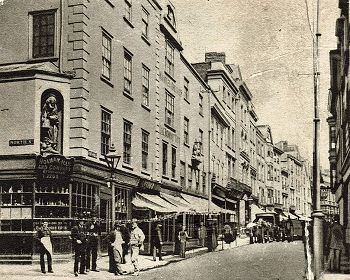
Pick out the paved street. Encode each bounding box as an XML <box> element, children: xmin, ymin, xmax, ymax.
<box><xmin>138</xmin><ymin>241</ymin><xmax>306</xmax><ymax>280</ymax></box>
<box><xmin>0</xmin><ymin>240</ymin><xmax>306</xmax><ymax>280</ymax></box>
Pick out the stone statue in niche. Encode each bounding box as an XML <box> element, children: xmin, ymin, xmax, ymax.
<box><xmin>41</xmin><ymin>94</ymin><xmax>59</xmax><ymax>153</ymax></box>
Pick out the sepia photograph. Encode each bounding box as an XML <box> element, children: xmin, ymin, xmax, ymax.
<box><xmin>0</xmin><ymin>0</ymin><xmax>346</xmax><ymax>279</ymax></box>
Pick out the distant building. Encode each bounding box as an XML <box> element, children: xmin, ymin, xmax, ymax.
<box><xmin>320</xmin><ymin>169</ymin><xmax>339</xmax><ymax>222</ymax></box>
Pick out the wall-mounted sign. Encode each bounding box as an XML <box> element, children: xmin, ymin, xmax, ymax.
<box><xmin>88</xmin><ymin>150</ymin><xmax>98</xmax><ymax>158</ymax></box>
<box><xmin>138</xmin><ymin>179</ymin><xmax>160</xmax><ymax>191</ymax></box>
<box><xmin>36</xmin><ymin>154</ymin><xmax>74</xmax><ymax>181</ymax></box>
<box><xmin>9</xmin><ymin>139</ymin><xmax>34</xmax><ymax>146</ymax></box>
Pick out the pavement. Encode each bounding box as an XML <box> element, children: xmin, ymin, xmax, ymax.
<box><xmin>0</xmin><ymin>237</ymin><xmax>250</xmax><ymax>280</ymax></box>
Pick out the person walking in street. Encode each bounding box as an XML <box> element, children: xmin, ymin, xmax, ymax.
<box><xmin>197</xmin><ymin>221</ymin><xmax>207</xmax><ymax>247</ymax></box>
<box><xmin>129</xmin><ymin>219</ymin><xmax>145</xmax><ymax>276</ymax></box>
<box><xmin>285</xmin><ymin>216</ymin><xmax>294</xmax><ymax>243</ymax></box>
<box><xmin>85</xmin><ymin>216</ymin><xmax>101</xmax><ymax>272</ymax></box>
<box><xmin>151</xmin><ymin>223</ymin><xmax>163</xmax><ymax>261</ymax></box>
<box><xmin>328</xmin><ymin>214</ymin><xmax>345</xmax><ymax>272</ymax></box>
<box><xmin>223</xmin><ymin>224</ymin><xmax>234</xmax><ymax>248</ymax></box>
<box><xmin>108</xmin><ymin>223</ymin><xmax>125</xmax><ymax>275</ymax></box>
<box><xmin>120</xmin><ymin>223</ymin><xmax>130</xmax><ymax>264</ymax></box>
<box><xmin>178</xmin><ymin>225</ymin><xmax>189</xmax><ymax>258</ymax></box>
<box><xmin>36</xmin><ymin>220</ymin><xmax>53</xmax><ymax>274</ymax></box>
<box><xmin>71</xmin><ymin>220</ymin><xmax>88</xmax><ymax>277</ymax></box>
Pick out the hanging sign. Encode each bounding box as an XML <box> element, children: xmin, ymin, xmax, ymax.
<box><xmin>36</xmin><ymin>154</ymin><xmax>74</xmax><ymax>181</ymax></box>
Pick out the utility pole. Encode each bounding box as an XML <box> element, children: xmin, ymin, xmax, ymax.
<box><xmin>312</xmin><ymin>0</ymin><xmax>324</xmax><ymax>278</ymax></box>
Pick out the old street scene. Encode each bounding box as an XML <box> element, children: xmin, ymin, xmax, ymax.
<box><xmin>0</xmin><ymin>0</ymin><xmax>348</xmax><ymax>279</ymax></box>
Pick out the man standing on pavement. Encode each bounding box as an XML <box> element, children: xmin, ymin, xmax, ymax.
<box><xmin>85</xmin><ymin>216</ymin><xmax>101</xmax><ymax>272</ymax></box>
<box><xmin>328</xmin><ymin>214</ymin><xmax>345</xmax><ymax>272</ymax></box>
<box><xmin>71</xmin><ymin>220</ymin><xmax>88</xmax><ymax>277</ymax></box>
<box><xmin>36</xmin><ymin>220</ymin><xmax>53</xmax><ymax>274</ymax></box>
<box><xmin>178</xmin><ymin>225</ymin><xmax>189</xmax><ymax>258</ymax></box>
<box><xmin>151</xmin><ymin>223</ymin><xmax>163</xmax><ymax>261</ymax></box>
<box><xmin>108</xmin><ymin>223</ymin><xmax>125</xmax><ymax>275</ymax></box>
<box><xmin>197</xmin><ymin>221</ymin><xmax>207</xmax><ymax>247</ymax></box>
<box><xmin>129</xmin><ymin>219</ymin><xmax>145</xmax><ymax>276</ymax></box>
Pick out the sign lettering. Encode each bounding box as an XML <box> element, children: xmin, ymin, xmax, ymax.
<box><xmin>36</xmin><ymin>155</ymin><xmax>74</xmax><ymax>181</ymax></box>
<box><xmin>9</xmin><ymin>139</ymin><xmax>34</xmax><ymax>146</ymax></box>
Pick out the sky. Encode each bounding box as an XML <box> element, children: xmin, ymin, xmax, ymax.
<box><xmin>171</xmin><ymin>0</ymin><xmax>339</xmax><ymax>170</ymax></box>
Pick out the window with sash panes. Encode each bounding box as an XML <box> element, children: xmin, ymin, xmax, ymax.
<box><xmin>32</xmin><ymin>11</ymin><xmax>55</xmax><ymax>58</ymax></box>
<box><xmin>141</xmin><ymin>7</ymin><xmax>149</xmax><ymax>37</ymax></box>
<box><xmin>124</xmin><ymin>50</ymin><xmax>132</xmax><ymax>94</ymax></box>
<box><xmin>188</xmin><ymin>165</ymin><xmax>192</xmax><ymax>188</ymax></box>
<box><xmin>101</xmin><ymin>109</ymin><xmax>111</xmax><ymax>156</ymax></box>
<box><xmin>141</xmin><ymin>130</ymin><xmax>149</xmax><ymax>170</ymax></box>
<box><xmin>165</xmin><ymin>91</ymin><xmax>174</xmax><ymax>127</ymax></box>
<box><xmin>199</xmin><ymin>94</ymin><xmax>203</xmax><ymax>115</ymax></box>
<box><xmin>123</xmin><ymin>120</ymin><xmax>132</xmax><ymax>164</ymax></box>
<box><xmin>162</xmin><ymin>142</ymin><xmax>168</xmax><ymax>176</ymax></box>
<box><xmin>124</xmin><ymin>0</ymin><xmax>132</xmax><ymax>22</ymax></box>
<box><xmin>195</xmin><ymin>171</ymin><xmax>200</xmax><ymax>191</ymax></box>
<box><xmin>184</xmin><ymin>117</ymin><xmax>189</xmax><ymax>145</ymax></box>
<box><xmin>180</xmin><ymin>161</ymin><xmax>186</xmax><ymax>187</ymax></box>
<box><xmin>165</xmin><ymin>41</ymin><xmax>174</xmax><ymax>77</ymax></box>
<box><xmin>142</xmin><ymin>65</ymin><xmax>150</xmax><ymax>106</ymax></box>
<box><xmin>184</xmin><ymin>77</ymin><xmax>189</xmax><ymax>100</ymax></box>
<box><xmin>199</xmin><ymin>129</ymin><xmax>203</xmax><ymax>154</ymax></box>
<box><xmin>102</xmin><ymin>32</ymin><xmax>112</xmax><ymax>79</ymax></box>
<box><xmin>171</xmin><ymin>147</ymin><xmax>176</xmax><ymax>179</ymax></box>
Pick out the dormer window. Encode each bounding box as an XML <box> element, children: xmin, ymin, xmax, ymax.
<box><xmin>167</xmin><ymin>5</ymin><xmax>176</xmax><ymax>27</ymax></box>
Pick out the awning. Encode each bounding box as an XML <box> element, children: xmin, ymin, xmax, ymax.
<box><xmin>132</xmin><ymin>195</ymin><xmax>170</xmax><ymax>213</ymax></box>
<box><xmin>250</xmin><ymin>204</ymin><xmax>265</xmax><ymax>218</ymax></box>
<box><xmin>160</xmin><ymin>193</ymin><xmax>192</xmax><ymax>212</ymax></box>
<box><xmin>181</xmin><ymin>193</ymin><xmax>223</xmax><ymax>214</ymax></box>
<box><xmin>297</xmin><ymin>215</ymin><xmax>312</xmax><ymax>222</ymax></box>
<box><xmin>282</xmin><ymin>211</ymin><xmax>299</xmax><ymax>220</ymax></box>
<box><xmin>132</xmin><ymin>193</ymin><xmax>179</xmax><ymax>213</ymax></box>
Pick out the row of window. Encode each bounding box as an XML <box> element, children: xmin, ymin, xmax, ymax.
<box><xmin>101</xmin><ymin>109</ymin><xmax>149</xmax><ymax>169</ymax></box>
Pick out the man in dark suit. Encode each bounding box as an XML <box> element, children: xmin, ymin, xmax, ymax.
<box><xmin>151</xmin><ymin>223</ymin><xmax>163</xmax><ymax>261</ymax></box>
<box><xmin>71</xmin><ymin>220</ymin><xmax>88</xmax><ymax>277</ymax></box>
<box><xmin>85</xmin><ymin>217</ymin><xmax>101</xmax><ymax>272</ymax></box>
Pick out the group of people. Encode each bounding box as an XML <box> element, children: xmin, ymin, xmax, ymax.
<box><xmin>36</xmin><ymin>217</ymin><xmax>146</xmax><ymax>277</ymax></box>
<box><xmin>36</xmin><ymin>218</ymin><xmax>219</xmax><ymax>276</ymax></box>
<box><xmin>249</xmin><ymin>218</ymin><xmax>295</xmax><ymax>244</ymax></box>
<box><xmin>36</xmin><ymin>217</ymin><xmax>102</xmax><ymax>276</ymax></box>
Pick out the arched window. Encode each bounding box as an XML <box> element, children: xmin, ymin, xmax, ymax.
<box><xmin>40</xmin><ymin>89</ymin><xmax>64</xmax><ymax>154</ymax></box>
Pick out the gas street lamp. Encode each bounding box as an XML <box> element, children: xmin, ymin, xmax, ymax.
<box><xmin>104</xmin><ymin>143</ymin><xmax>121</xmax><ymax>230</ymax></box>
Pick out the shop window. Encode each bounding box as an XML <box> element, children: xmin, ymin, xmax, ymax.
<box><xmin>71</xmin><ymin>182</ymin><xmax>99</xmax><ymax>220</ymax></box>
<box><xmin>115</xmin><ymin>187</ymin><xmax>129</xmax><ymax>221</ymax></box>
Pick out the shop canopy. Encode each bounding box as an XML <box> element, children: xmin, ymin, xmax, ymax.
<box><xmin>132</xmin><ymin>193</ymin><xmax>179</xmax><ymax>213</ymax></box>
<box><xmin>132</xmin><ymin>194</ymin><xmax>170</xmax><ymax>213</ymax></box>
<box><xmin>181</xmin><ymin>193</ymin><xmax>223</xmax><ymax>214</ymax></box>
<box><xmin>160</xmin><ymin>193</ymin><xmax>193</xmax><ymax>212</ymax></box>
<box><xmin>282</xmin><ymin>211</ymin><xmax>299</xmax><ymax>220</ymax></box>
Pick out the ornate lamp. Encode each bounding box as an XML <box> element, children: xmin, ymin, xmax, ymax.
<box><xmin>104</xmin><ymin>143</ymin><xmax>121</xmax><ymax>230</ymax></box>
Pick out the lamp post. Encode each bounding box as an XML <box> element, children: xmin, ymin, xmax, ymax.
<box><xmin>104</xmin><ymin>143</ymin><xmax>121</xmax><ymax>231</ymax></box>
<box><xmin>312</xmin><ymin>0</ymin><xmax>324</xmax><ymax>279</ymax></box>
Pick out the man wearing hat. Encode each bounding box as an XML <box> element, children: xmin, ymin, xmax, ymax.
<box><xmin>129</xmin><ymin>219</ymin><xmax>145</xmax><ymax>276</ymax></box>
<box><xmin>36</xmin><ymin>220</ymin><xmax>53</xmax><ymax>274</ymax></box>
<box><xmin>151</xmin><ymin>223</ymin><xmax>163</xmax><ymax>261</ymax></box>
<box><xmin>85</xmin><ymin>216</ymin><xmax>101</xmax><ymax>272</ymax></box>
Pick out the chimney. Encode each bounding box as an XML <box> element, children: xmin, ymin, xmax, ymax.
<box><xmin>205</xmin><ymin>52</ymin><xmax>226</xmax><ymax>64</ymax></box>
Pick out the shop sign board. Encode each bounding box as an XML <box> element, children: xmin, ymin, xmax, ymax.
<box><xmin>36</xmin><ymin>154</ymin><xmax>74</xmax><ymax>181</ymax></box>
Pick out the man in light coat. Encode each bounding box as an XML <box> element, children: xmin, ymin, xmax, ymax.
<box><xmin>129</xmin><ymin>219</ymin><xmax>145</xmax><ymax>276</ymax></box>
